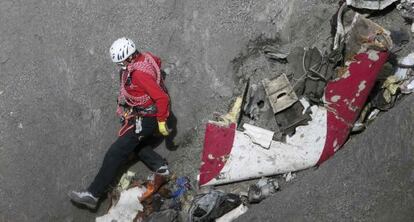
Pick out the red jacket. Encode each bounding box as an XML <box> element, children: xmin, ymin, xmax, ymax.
<box><xmin>124</xmin><ymin>53</ymin><xmax>170</xmax><ymax>121</ymax></box>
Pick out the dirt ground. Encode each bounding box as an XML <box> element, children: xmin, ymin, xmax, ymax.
<box><xmin>0</xmin><ymin>0</ymin><xmax>413</xmax><ymax>221</ymax></box>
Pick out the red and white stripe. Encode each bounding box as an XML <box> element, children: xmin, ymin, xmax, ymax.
<box><xmin>199</xmin><ymin>50</ymin><xmax>389</xmax><ymax>186</ymax></box>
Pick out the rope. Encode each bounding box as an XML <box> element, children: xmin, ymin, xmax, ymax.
<box><xmin>117</xmin><ymin>52</ymin><xmax>162</xmax><ymax>113</ymax></box>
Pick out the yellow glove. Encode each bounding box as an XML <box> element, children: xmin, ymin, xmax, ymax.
<box><xmin>158</xmin><ymin>121</ymin><xmax>170</xmax><ymax>136</ymax></box>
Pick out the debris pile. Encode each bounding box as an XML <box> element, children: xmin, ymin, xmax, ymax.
<box><xmin>196</xmin><ymin>1</ymin><xmax>413</xmax><ymax>219</ymax></box>
<box><xmin>96</xmin><ymin>172</ymin><xmax>249</xmax><ymax>222</ymax></box>
<box><xmin>95</xmin><ymin>2</ymin><xmax>414</xmax><ymax>221</ymax></box>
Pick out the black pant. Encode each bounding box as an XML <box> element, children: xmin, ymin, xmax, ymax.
<box><xmin>88</xmin><ymin>117</ymin><xmax>166</xmax><ymax>197</ymax></box>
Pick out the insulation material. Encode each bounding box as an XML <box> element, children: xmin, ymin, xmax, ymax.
<box><xmin>96</xmin><ymin>186</ymin><xmax>146</xmax><ymax>222</ymax></box>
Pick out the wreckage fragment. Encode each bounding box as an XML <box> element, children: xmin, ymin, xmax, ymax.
<box><xmin>343</xmin><ymin>14</ymin><xmax>392</xmax><ymax>60</ymax></box>
<box><xmin>318</xmin><ymin>50</ymin><xmax>389</xmax><ymax>163</ymax></box>
<box><xmin>199</xmin><ymin>112</ymin><xmax>326</xmax><ymax>186</ymax></box>
<box><xmin>274</xmin><ymin>101</ymin><xmax>311</xmax><ymax>136</ymax></box>
<box><xmin>346</xmin><ymin>0</ymin><xmax>398</xmax><ymax>10</ymax></box>
<box><xmin>199</xmin><ymin>13</ymin><xmax>392</xmax><ymax>186</ymax></box>
<box><xmin>219</xmin><ymin>81</ymin><xmax>248</xmax><ymax>125</ymax></box>
<box><xmin>262</xmin><ymin>74</ymin><xmax>298</xmax><ymax>114</ymax></box>
<box><xmin>395</xmin><ymin>53</ymin><xmax>414</xmax><ymax>81</ymax></box>
<box><xmin>199</xmin><ymin>48</ymin><xmax>388</xmax><ymax>185</ymax></box>
<box><xmin>188</xmin><ymin>190</ymin><xmax>242</xmax><ymax>222</ymax></box>
<box><xmin>248</xmin><ymin>178</ymin><xmax>279</xmax><ymax>203</ymax></box>
<box><xmin>263</xmin><ymin>45</ymin><xmax>289</xmax><ymax>62</ymax></box>
<box><xmin>97</xmin><ymin>172</ymin><xmax>172</xmax><ymax>222</ymax></box>
<box><xmin>287</xmin><ymin>47</ymin><xmax>334</xmax><ymax>103</ymax></box>
<box><xmin>96</xmin><ymin>186</ymin><xmax>146</xmax><ymax>222</ymax></box>
<box><xmin>242</xmin><ymin>123</ymin><xmax>274</xmax><ymax>149</ymax></box>
<box><xmin>215</xmin><ymin>204</ymin><xmax>248</xmax><ymax>222</ymax></box>
<box><xmin>243</xmin><ymin>83</ymin><xmax>266</xmax><ymax>120</ymax></box>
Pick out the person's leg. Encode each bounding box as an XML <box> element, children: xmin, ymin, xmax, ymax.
<box><xmin>136</xmin><ymin>144</ymin><xmax>166</xmax><ymax>171</ymax></box>
<box><xmin>87</xmin><ymin>129</ymin><xmax>140</xmax><ymax>197</ymax></box>
<box><xmin>134</xmin><ymin>117</ymin><xmax>168</xmax><ymax>172</ymax></box>
<box><xmin>69</xmin><ymin>129</ymin><xmax>140</xmax><ymax>209</ymax></box>
<box><xmin>69</xmin><ymin>116</ymin><xmax>161</xmax><ymax>209</ymax></box>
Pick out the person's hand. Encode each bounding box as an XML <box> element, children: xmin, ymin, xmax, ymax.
<box><xmin>158</xmin><ymin>121</ymin><xmax>170</xmax><ymax>136</ymax></box>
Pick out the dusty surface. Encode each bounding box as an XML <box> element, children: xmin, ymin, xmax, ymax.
<box><xmin>0</xmin><ymin>0</ymin><xmax>413</xmax><ymax>221</ymax></box>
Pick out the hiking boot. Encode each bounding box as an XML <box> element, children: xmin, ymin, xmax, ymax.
<box><xmin>68</xmin><ymin>191</ymin><xmax>98</xmax><ymax>209</ymax></box>
<box><xmin>155</xmin><ymin>165</ymin><xmax>170</xmax><ymax>176</ymax></box>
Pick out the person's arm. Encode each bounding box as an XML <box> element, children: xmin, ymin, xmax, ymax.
<box><xmin>133</xmin><ymin>71</ymin><xmax>170</xmax><ymax>121</ymax></box>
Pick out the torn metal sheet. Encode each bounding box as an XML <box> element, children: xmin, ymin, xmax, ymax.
<box><xmin>199</xmin><ymin>16</ymin><xmax>391</xmax><ymax>185</ymax></box>
<box><xmin>199</xmin><ymin>130</ymin><xmax>322</xmax><ymax>186</ymax></box>
<box><xmin>243</xmin><ymin>83</ymin><xmax>266</xmax><ymax>120</ymax></box>
<box><xmin>262</xmin><ymin>74</ymin><xmax>298</xmax><ymax>114</ymax></box>
<box><xmin>346</xmin><ymin>0</ymin><xmax>398</xmax><ymax>10</ymax></box>
<box><xmin>198</xmin><ymin>105</ymin><xmax>326</xmax><ymax>186</ymax></box>
<box><xmin>334</xmin><ymin>10</ymin><xmax>393</xmax><ymax>57</ymax></box>
<box><xmin>198</xmin><ymin>50</ymin><xmax>389</xmax><ymax>186</ymax></box>
<box><xmin>344</xmin><ymin>14</ymin><xmax>393</xmax><ymax>60</ymax></box>
<box><xmin>367</xmin><ymin>108</ymin><xmax>380</xmax><ymax>121</ymax></box>
<box><xmin>96</xmin><ymin>186</ymin><xmax>146</xmax><ymax>222</ymax></box>
<box><xmin>275</xmin><ymin>101</ymin><xmax>311</xmax><ymax>136</ymax></box>
<box><xmin>198</xmin><ymin>123</ymin><xmax>236</xmax><ymax>186</ymax></box>
<box><xmin>318</xmin><ymin>50</ymin><xmax>389</xmax><ymax>163</ymax></box>
<box><xmin>333</xmin><ymin>3</ymin><xmax>348</xmax><ymax>51</ymax></box>
<box><xmin>401</xmin><ymin>76</ymin><xmax>414</xmax><ymax>93</ymax></box>
<box><xmin>388</xmin><ymin>52</ymin><xmax>414</xmax><ymax>95</ymax></box>
<box><xmin>242</xmin><ymin>123</ymin><xmax>274</xmax><ymax>149</ymax></box>
<box><xmin>395</xmin><ymin>53</ymin><xmax>414</xmax><ymax>80</ymax></box>
<box><xmin>285</xmin><ymin>105</ymin><xmax>327</xmax><ymax>151</ymax></box>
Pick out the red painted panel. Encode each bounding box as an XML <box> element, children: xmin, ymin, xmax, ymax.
<box><xmin>199</xmin><ymin>123</ymin><xmax>236</xmax><ymax>186</ymax></box>
<box><xmin>318</xmin><ymin>51</ymin><xmax>389</xmax><ymax>164</ymax></box>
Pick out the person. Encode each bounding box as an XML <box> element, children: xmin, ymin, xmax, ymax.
<box><xmin>69</xmin><ymin>37</ymin><xmax>171</xmax><ymax>209</ymax></box>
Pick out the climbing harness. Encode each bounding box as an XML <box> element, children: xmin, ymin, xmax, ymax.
<box><xmin>116</xmin><ymin>52</ymin><xmax>163</xmax><ymax>137</ymax></box>
<box><xmin>118</xmin><ymin>105</ymin><xmax>158</xmax><ymax>137</ymax></box>
<box><xmin>117</xmin><ymin>52</ymin><xmax>162</xmax><ymax>109</ymax></box>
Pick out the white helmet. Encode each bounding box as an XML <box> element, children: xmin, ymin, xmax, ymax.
<box><xmin>109</xmin><ymin>37</ymin><xmax>137</xmax><ymax>63</ymax></box>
